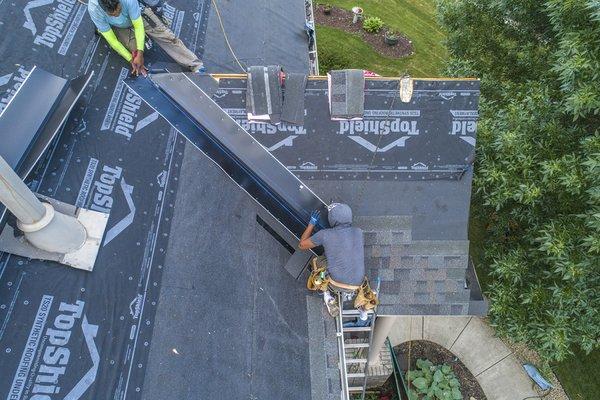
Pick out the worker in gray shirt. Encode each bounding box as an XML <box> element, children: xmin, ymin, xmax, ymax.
<box><xmin>299</xmin><ymin>203</ymin><xmax>367</xmax><ymax>318</ymax></box>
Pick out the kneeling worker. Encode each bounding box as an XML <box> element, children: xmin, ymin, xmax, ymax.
<box><xmin>88</xmin><ymin>0</ymin><xmax>204</xmax><ymax>76</ymax></box>
<box><xmin>299</xmin><ymin>203</ymin><xmax>369</xmax><ymax>319</ymax></box>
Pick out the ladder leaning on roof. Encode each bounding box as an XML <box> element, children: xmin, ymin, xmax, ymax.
<box><xmin>335</xmin><ymin>278</ymin><xmax>380</xmax><ymax>400</ymax></box>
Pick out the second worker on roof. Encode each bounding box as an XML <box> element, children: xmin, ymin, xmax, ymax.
<box><xmin>87</xmin><ymin>0</ymin><xmax>204</xmax><ymax>76</ymax></box>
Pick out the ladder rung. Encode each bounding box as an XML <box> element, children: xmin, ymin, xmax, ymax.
<box><xmin>345</xmin><ymin>342</ymin><xmax>369</xmax><ymax>348</ymax></box>
<box><xmin>347</xmin><ymin>372</ymin><xmax>366</xmax><ymax>378</ymax></box>
<box><xmin>343</xmin><ymin>326</ymin><xmax>372</xmax><ymax>332</ymax></box>
<box><xmin>345</xmin><ymin>358</ymin><xmax>367</xmax><ymax>364</ymax></box>
<box><xmin>348</xmin><ymin>387</ymin><xmax>364</xmax><ymax>392</ymax></box>
<box><xmin>342</xmin><ymin>309</ymin><xmax>374</xmax><ymax>316</ymax></box>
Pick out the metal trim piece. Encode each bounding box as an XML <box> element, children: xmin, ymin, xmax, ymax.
<box><xmin>17</xmin><ymin>72</ymin><xmax>94</xmax><ymax>180</ymax></box>
<box><xmin>208</xmin><ymin>73</ymin><xmax>480</xmax><ymax>82</ymax></box>
<box><xmin>0</xmin><ymin>66</ymin><xmax>67</xmax><ymax>173</ymax></box>
<box><xmin>0</xmin><ymin>67</ymin><xmax>94</xmax><ymax>228</ymax></box>
<box><xmin>0</xmin><ymin>65</ymin><xmax>38</xmax><ymax>120</ymax></box>
<box><xmin>124</xmin><ymin>73</ymin><xmax>330</xmax><ymax>239</ymax></box>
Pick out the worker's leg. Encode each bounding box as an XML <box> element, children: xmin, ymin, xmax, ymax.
<box><xmin>141</xmin><ymin>8</ymin><xmax>203</xmax><ymax>72</ymax></box>
<box><xmin>322</xmin><ymin>290</ymin><xmax>339</xmax><ymax>317</ymax></box>
<box><xmin>113</xmin><ymin>27</ymin><xmax>137</xmax><ymax>53</ymax></box>
<box><xmin>323</xmin><ymin>285</ymin><xmax>341</xmax><ymax>317</ymax></box>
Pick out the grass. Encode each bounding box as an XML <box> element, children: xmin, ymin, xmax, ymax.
<box><xmin>315</xmin><ymin>0</ymin><xmax>447</xmax><ymax>76</ymax></box>
<box><xmin>553</xmin><ymin>349</ymin><xmax>600</xmax><ymax>400</ymax></box>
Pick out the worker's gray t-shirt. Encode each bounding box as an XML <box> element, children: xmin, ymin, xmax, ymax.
<box><xmin>311</xmin><ymin>225</ymin><xmax>365</xmax><ymax>286</ymax></box>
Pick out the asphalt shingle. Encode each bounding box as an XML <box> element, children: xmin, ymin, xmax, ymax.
<box><xmin>362</xmin><ymin>215</ymin><xmax>482</xmax><ymax>316</ymax></box>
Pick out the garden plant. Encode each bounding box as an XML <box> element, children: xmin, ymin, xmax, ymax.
<box><xmin>384</xmin><ymin>29</ymin><xmax>399</xmax><ymax>45</ymax></box>
<box><xmin>362</xmin><ymin>16</ymin><xmax>384</xmax><ymax>33</ymax></box>
<box><xmin>406</xmin><ymin>359</ymin><xmax>463</xmax><ymax>400</ymax></box>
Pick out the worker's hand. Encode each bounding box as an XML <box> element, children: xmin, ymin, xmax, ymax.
<box><xmin>131</xmin><ymin>51</ymin><xmax>147</xmax><ymax>77</ymax></box>
<box><xmin>309</xmin><ymin>210</ymin><xmax>321</xmax><ymax>226</ymax></box>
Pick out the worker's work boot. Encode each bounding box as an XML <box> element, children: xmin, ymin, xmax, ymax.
<box><xmin>323</xmin><ymin>291</ymin><xmax>339</xmax><ymax>317</ymax></box>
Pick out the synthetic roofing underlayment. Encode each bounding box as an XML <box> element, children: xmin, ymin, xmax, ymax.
<box><xmin>0</xmin><ymin>0</ymin><xmax>482</xmax><ymax>399</ymax></box>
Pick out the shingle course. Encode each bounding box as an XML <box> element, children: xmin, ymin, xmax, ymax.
<box><xmin>364</xmin><ymin>216</ymin><xmax>476</xmax><ymax>315</ymax></box>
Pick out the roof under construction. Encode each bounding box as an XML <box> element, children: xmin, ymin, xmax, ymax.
<box><xmin>0</xmin><ymin>0</ymin><xmax>483</xmax><ymax>399</ymax></box>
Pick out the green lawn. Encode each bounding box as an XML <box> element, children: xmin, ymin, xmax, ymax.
<box><xmin>315</xmin><ymin>0</ymin><xmax>447</xmax><ymax>76</ymax></box>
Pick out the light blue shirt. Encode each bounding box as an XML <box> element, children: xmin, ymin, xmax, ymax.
<box><xmin>88</xmin><ymin>0</ymin><xmax>142</xmax><ymax>32</ymax></box>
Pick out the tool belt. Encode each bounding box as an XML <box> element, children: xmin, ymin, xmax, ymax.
<box><xmin>354</xmin><ymin>276</ymin><xmax>379</xmax><ymax>311</ymax></box>
<box><xmin>306</xmin><ymin>256</ymin><xmax>379</xmax><ymax>311</ymax></box>
<box><xmin>306</xmin><ymin>256</ymin><xmax>330</xmax><ymax>292</ymax></box>
<box><xmin>329</xmin><ymin>277</ymin><xmax>360</xmax><ymax>291</ymax></box>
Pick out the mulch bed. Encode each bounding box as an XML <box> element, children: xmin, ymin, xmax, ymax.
<box><xmin>314</xmin><ymin>5</ymin><xmax>413</xmax><ymax>59</ymax></box>
<box><xmin>381</xmin><ymin>340</ymin><xmax>487</xmax><ymax>400</ymax></box>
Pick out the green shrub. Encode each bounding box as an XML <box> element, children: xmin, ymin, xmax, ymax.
<box><xmin>362</xmin><ymin>16</ymin><xmax>384</xmax><ymax>33</ymax></box>
<box><xmin>438</xmin><ymin>0</ymin><xmax>600</xmax><ymax>363</ymax></box>
<box><xmin>406</xmin><ymin>359</ymin><xmax>463</xmax><ymax>400</ymax></box>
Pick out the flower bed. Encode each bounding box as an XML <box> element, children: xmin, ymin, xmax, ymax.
<box><xmin>315</xmin><ymin>5</ymin><xmax>413</xmax><ymax>59</ymax></box>
<box><xmin>383</xmin><ymin>340</ymin><xmax>487</xmax><ymax>400</ymax></box>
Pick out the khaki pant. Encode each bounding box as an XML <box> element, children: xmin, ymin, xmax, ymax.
<box><xmin>113</xmin><ymin>8</ymin><xmax>203</xmax><ymax>72</ymax></box>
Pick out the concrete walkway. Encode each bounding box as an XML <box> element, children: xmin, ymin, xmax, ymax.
<box><xmin>387</xmin><ymin>316</ymin><xmax>537</xmax><ymax>400</ymax></box>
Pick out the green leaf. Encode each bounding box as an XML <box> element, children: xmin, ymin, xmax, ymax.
<box><xmin>407</xmin><ymin>370</ymin><xmax>424</xmax><ymax>381</ymax></box>
<box><xmin>407</xmin><ymin>389</ymin><xmax>419</xmax><ymax>400</ymax></box>
<box><xmin>449</xmin><ymin>378</ymin><xmax>460</xmax><ymax>388</ymax></box>
<box><xmin>412</xmin><ymin>377</ymin><xmax>429</xmax><ymax>390</ymax></box>
<box><xmin>441</xmin><ymin>365</ymin><xmax>452</xmax><ymax>374</ymax></box>
<box><xmin>452</xmin><ymin>387</ymin><xmax>463</xmax><ymax>400</ymax></box>
<box><xmin>417</xmin><ymin>359</ymin><xmax>434</xmax><ymax>370</ymax></box>
<box><xmin>424</xmin><ymin>370</ymin><xmax>433</xmax><ymax>382</ymax></box>
<box><xmin>433</xmin><ymin>369</ymin><xmax>444</xmax><ymax>382</ymax></box>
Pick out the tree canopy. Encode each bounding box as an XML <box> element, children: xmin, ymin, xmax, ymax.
<box><xmin>437</xmin><ymin>0</ymin><xmax>600</xmax><ymax>361</ymax></box>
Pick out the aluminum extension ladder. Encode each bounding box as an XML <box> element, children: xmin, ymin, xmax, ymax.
<box><xmin>335</xmin><ymin>295</ymin><xmax>376</xmax><ymax>400</ymax></box>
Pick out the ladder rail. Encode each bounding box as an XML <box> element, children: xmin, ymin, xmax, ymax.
<box><xmin>336</xmin><ymin>292</ymin><xmax>351</xmax><ymax>400</ymax></box>
<box><xmin>359</xmin><ymin>308</ymin><xmax>377</xmax><ymax>400</ymax></box>
<box><xmin>360</xmin><ymin>277</ymin><xmax>381</xmax><ymax>400</ymax></box>
<box><xmin>337</xmin><ymin>277</ymin><xmax>380</xmax><ymax>400</ymax></box>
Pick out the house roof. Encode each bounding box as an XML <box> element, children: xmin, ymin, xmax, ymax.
<box><xmin>197</xmin><ymin>75</ymin><xmax>486</xmax><ymax>316</ymax></box>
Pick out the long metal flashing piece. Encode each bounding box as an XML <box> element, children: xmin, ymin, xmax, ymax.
<box><xmin>124</xmin><ymin>73</ymin><xmax>329</xmax><ymax>239</ymax></box>
<box><xmin>0</xmin><ymin>67</ymin><xmax>94</xmax><ymax>227</ymax></box>
<box><xmin>0</xmin><ymin>67</ymin><xmax>93</xmax><ymax>179</ymax></box>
